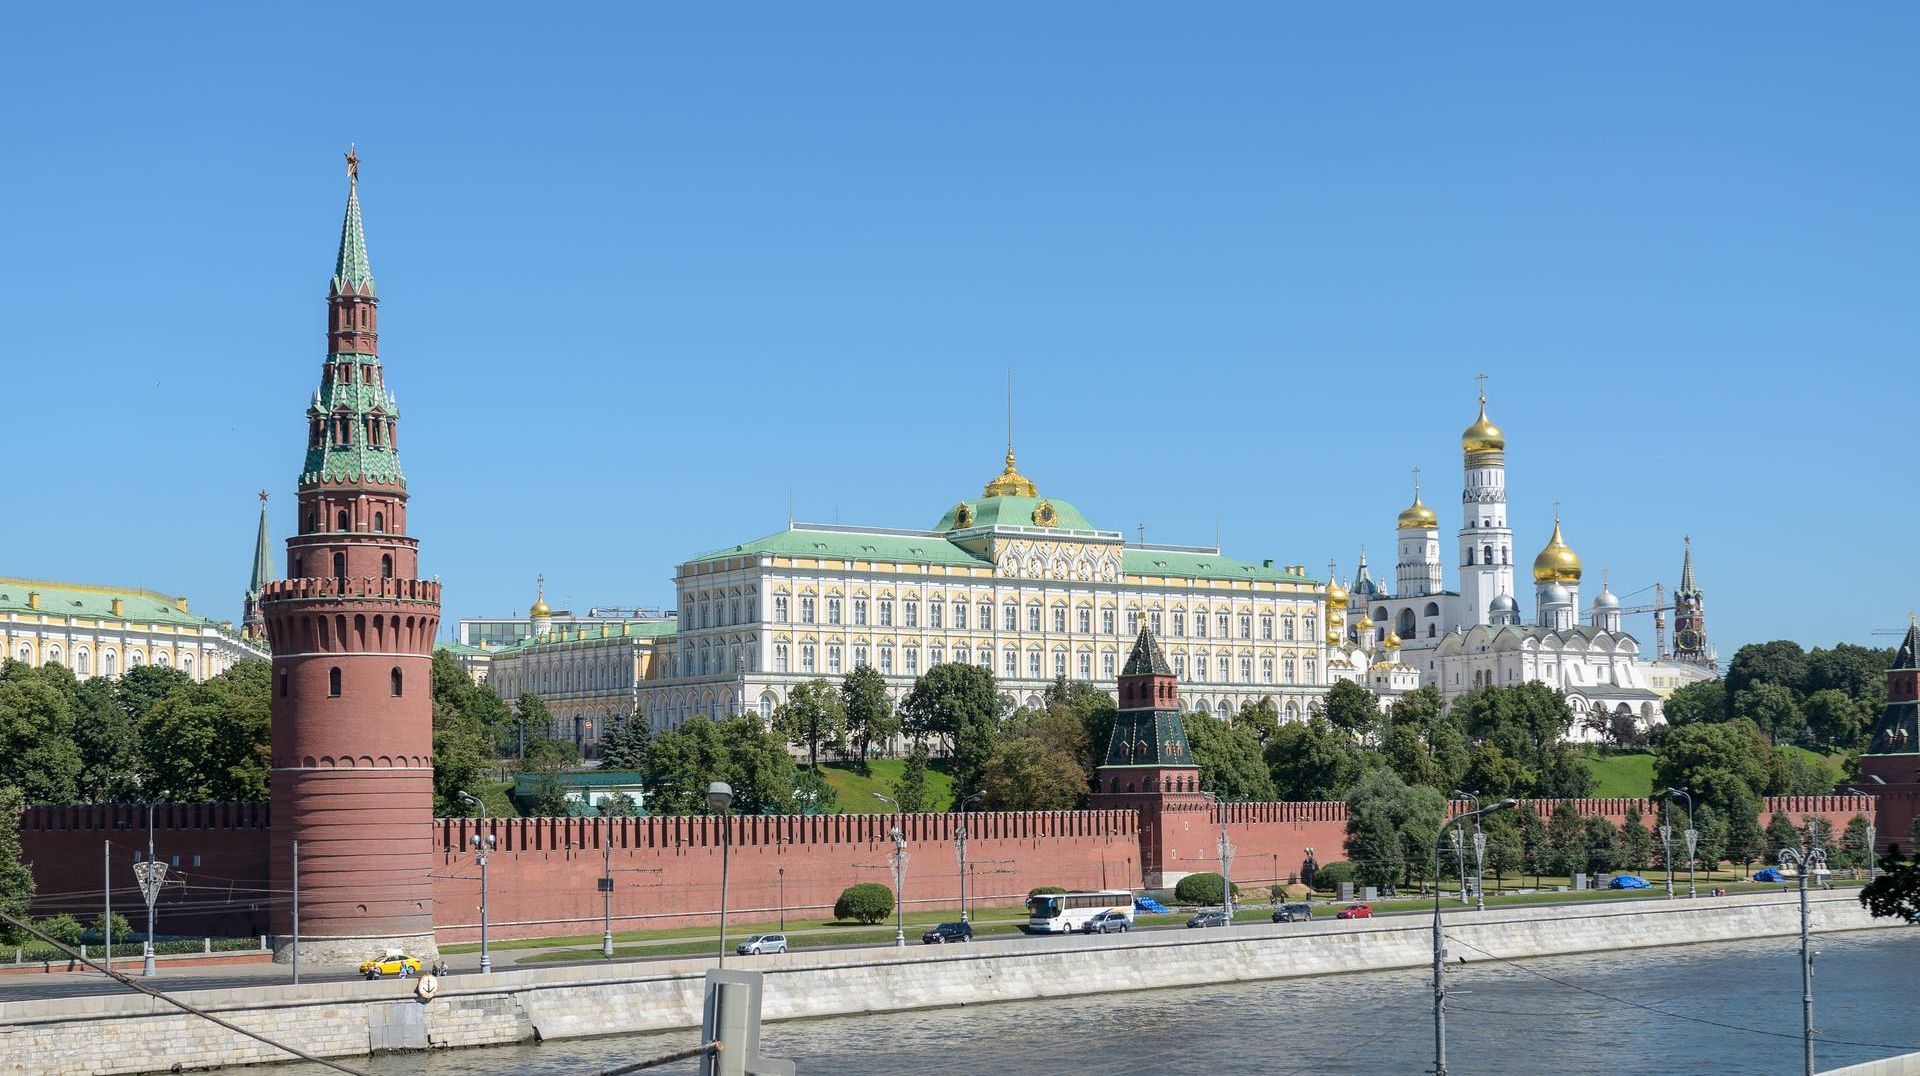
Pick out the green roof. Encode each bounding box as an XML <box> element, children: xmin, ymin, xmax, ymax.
<box><xmin>436</xmin><ymin>640</ymin><xmax>488</xmax><ymax>656</ymax></box>
<box><xmin>691</xmin><ymin>528</ymin><xmax>990</xmax><ymax>569</ymax></box>
<box><xmin>0</xmin><ymin>577</ymin><xmax>241</xmax><ymax>632</ymax></box>
<box><xmin>331</xmin><ymin>180</ymin><xmax>375</xmax><ymax>296</ymax></box>
<box><xmin>933</xmin><ymin>495</ymin><xmax>1098</xmax><ymax>533</ymax></box>
<box><xmin>1122</xmin><ymin>548</ymin><xmax>1312</xmax><ymax>585</ymax></box>
<box><xmin>489</xmin><ymin>618</ymin><xmax>679</xmax><ymax>655</ymax></box>
<box><xmin>1122</xmin><ymin>628</ymin><xmax>1172</xmax><ymax>676</ymax></box>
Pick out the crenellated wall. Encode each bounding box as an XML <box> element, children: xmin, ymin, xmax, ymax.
<box><xmin>13</xmin><ymin>795</ymin><xmax>1879</xmax><ymax>942</ymax></box>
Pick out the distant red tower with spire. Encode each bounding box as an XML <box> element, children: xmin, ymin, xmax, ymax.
<box><xmin>1090</xmin><ymin>628</ymin><xmax>1213</xmax><ymax>887</ymax></box>
<box><xmin>258</xmin><ymin>148</ymin><xmax>442</xmax><ymax>962</ymax></box>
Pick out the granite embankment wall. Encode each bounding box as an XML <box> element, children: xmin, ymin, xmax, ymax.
<box><xmin>0</xmin><ymin>891</ymin><xmax>1895</xmax><ymax>1076</ymax></box>
<box><xmin>18</xmin><ymin>796</ymin><xmax>1875</xmax><ymax>940</ymax></box>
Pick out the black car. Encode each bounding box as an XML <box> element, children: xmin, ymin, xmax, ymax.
<box><xmin>1186</xmin><ymin>910</ymin><xmax>1230</xmax><ymax>928</ymax></box>
<box><xmin>922</xmin><ymin>921</ymin><xmax>974</xmax><ymax>944</ymax></box>
<box><xmin>1272</xmin><ymin>902</ymin><xmax>1313</xmax><ymax>923</ymax></box>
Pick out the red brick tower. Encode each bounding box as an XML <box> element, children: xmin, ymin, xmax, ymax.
<box><xmin>259</xmin><ymin>150</ymin><xmax>441</xmax><ymax>962</ymax></box>
<box><xmin>1862</xmin><ymin>615</ymin><xmax>1920</xmax><ymax>854</ymax></box>
<box><xmin>1090</xmin><ymin>628</ymin><xmax>1212</xmax><ymax>887</ymax></box>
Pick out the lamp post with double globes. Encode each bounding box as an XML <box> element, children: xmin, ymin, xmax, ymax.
<box><xmin>1666</xmin><ymin>787</ymin><xmax>1697</xmax><ymax>898</ymax></box>
<box><xmin>708</xmin><ymin>782</ymin><xmax>734</xmax><ymax>967</ymax></box>
<box><xmin>955</xmin><ymin>791</ymin><xmax>984</xmax><ymax>923</ymax></box>
<box><xmin>1432</xmin><ymin>798</ymin><xmax>1519</xmax><ymax>1076</ymax></box>
<box><xmin>457</xmin><ymin>790</ymin><xmax>494</xmax><ymax>974</ymax></box>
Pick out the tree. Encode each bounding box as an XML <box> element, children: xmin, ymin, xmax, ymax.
<box><xmin>1619</xmin><ymin>805</ymin><xmax>1654</xmax><ymax>872</ymax></box>
<box><xmin>1520</xmin><ymin>803</ymin><xmax>1550</xmax><ymax>886</ymax></box>
<box><xmin>1182</xmin><ymin>713</ymin><xmax>1278</xmax><ymax>801</ymax></box>
<box><xmin>792</xmin><ymin>768</ymin><xmax>837</xmax><ymax>815</ymax></box>
<box><xmin>1664</xmin><ymin>679</ymin><xmax>1728</xmax><ymax>727</ymax></box>
<box><xmin>139</xmin><ymin>662</ymin><xmax>271</xmax><ymax>802</ymax></box>
<box><xmin>772</xmin><ymin>679</ymin><xmax>846</xmax><ymax>769</ymax></box>
<box><xmin>1545</xmin><ymin>803</ymin><xmax>1586</xmax><ymax>879</ymax></box>
<box><xmin>0</xmin><ymin>662</ymin><xmax>83</xmax><ymax>804</ymax></box>
<box><xmin>1581</xmin><ymin>816</ymin><xmax>1621</xmax><ymax>875</ymax></box>
<box><xmin>1266</xmin><ymin>716</ymin><xmax>1360</xmax><ymax>801</ymax></box>
<box><xmin>597</xmin><ymin>792</ymin><xmax>640</xmax><ymax>818</ymax></box>
<box><xmin>1693</xmin><ymin>804</ymin><xmax>1730</xmax><ymax>875</ymax></box>
<box><xmin>641</xmin><ymin>715</ymin><xmax>799</xmax><ymax>816</ymax></box>
<box><xmin>1840</xmin><ymin>814</ymin><xmax>1874</xmax><ymax>871</ymax></box>
<box><xmin>1726</xmin><ymin>640</ymin><xmax>1809</xmax><ymax>700</ymax></box>
<box><xmin>1231</xmin><ymin>697</ymin><xmax>1281</xmax><ymax>746</ymax></box>
<box><xmin>70</xmin><ymin>677</ymin><xmax>144</xmax><ymax>802</ymax></box>
<box><xmin>0</xmin><ymin>786</ymin><xmax>33</xmax><ymax>944</ymax></box>
<box><xmin>1801</xmin><ymin>690</ymin><xmax>1869</xmax><ymax>752</ymax></box>
<box><xmin>1462</xmin><ymin>743</ymin><xmax>1532</xmax><ymax>799</ymax></box>
<box><xmin>900</xmin><ymin>664</ymin><xmax>1000</xmax><ymax>798</ymax></box>
<box><xmin>1174</xmin><ymin>872</ymin><xmax>1238</xmax><ymax>907</ymax></box>
<box><xmin>1725</xmin><ymin>794</ymin><xmax>1767</xmax><ymax>877</ymax></box>
<box><xmin>841</xmin><ymin>666</ymin><xmax>898</xmax><ymax>766</ymax></box>
<box><xmin>834</xmin><ymin>883</ymin><xmax>894</xmax><ymax>924</ymax></box>
<box><xmin>1800</xmin><ymin>815</ymin><xmax>1836</xmax><ymax>856</ymax></box>
<box><xmin>1733</xmin><ymin>684</ymin><xmax>1803</xmax><ymax>747</ymax></box>
<box><xmin>521</xmin><ymin>761</ymin><xmax>573</xmax><ymax>817</ymax></box>
<box><xmin>1480</xmin><ymin>808</ymin><xmax>1525</xmax><ymax>890</ymax></box>
<box><xmin>1764</xmin><ymin>810</ymin><xmax>1802</xmax><ymax>857</ymax></box>
<box><xmin>1452</xmin><ymin>682</ymin><xmax>1591</xmax><ymax>798</ymax></box>
<box><xmin>1652</xmin><ymin>719</ymin><xmax>1774</xmax><ymax>820</ymax></box>
<box><xmin>1399</xmin><ymin>785</ymin><xmax>1448</xmax><ymax>891</ymax></box>
<box><xmin>891</xmin><ymin>742</ymin><xmax>930</xmax><ymax>812</ymax></box>
<box><xmin>1318</xmin><ymin>680</ymin><xmax>1381</xmax><ymax>739</ymax></box>
<box><xmin>1344</xmin><ymin>768</ymin><xmax>1409</xmax><ymax>892</ymax></box>
<box><xmin>597</xmin><ymin>711</ymin><xmax>653</xmax><ymax>771</ymax></box>
<box><xmin>1044</xmin><ymin>677</ymin><xmax>1117</xmax><ymax>781</ymax></box>
<box><xmin>1859</xmin><ymin>848</ymin><xmax>1920</xmax><ymax>923</ymax></box>
<box><xmin>1803</xmin><ymin>644</ymin><xmax>1893</xmax><ymax>704</ymax></box>
<box><xmin>980</xmin><ymin>737</ymin><xmax>1086</xmax><ymax>810</ymax></box>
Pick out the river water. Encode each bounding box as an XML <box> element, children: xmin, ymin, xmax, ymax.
<box><xmin>282</xmin><ymin>930</ymin><xmax>1920</xmax><ymax>1075</ymax></box>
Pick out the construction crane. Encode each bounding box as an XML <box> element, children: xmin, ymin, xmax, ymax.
<box><xmin>1613</xmin><ymin>582</ymin><xmax>1672</xmax><ymax>659</ymax></box>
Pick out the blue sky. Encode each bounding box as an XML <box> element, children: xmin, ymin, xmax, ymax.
<box><xmin>3</xmin><ymin>4</ymin><xmax>1915</xmax><ymax>655</ymax></box>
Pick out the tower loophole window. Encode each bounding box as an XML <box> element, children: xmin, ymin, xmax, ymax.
<box><xmin>381</xmin><ymin>554</ymin><xmax>393</xmax><ymax>580</ymax></box>
<box><xmin>328</xmin><ymin>667</ymin><xmax>342</xmax><ymax>697</ymax></box>
<box><xmin>279</xmin><ymin>672</ymin><xmax>289</xmax><ymax>698</ymax></box>
<box><xmin>337</xmin><ymin>510</ymin><xmax>349</xmax><ymax>532</ymax></box>
<box><xmin>332</xmin><ymin>553</ymin><xmax>347</xmax><ymax>583</ymax></box>
<box><xmin>373</xmin><ymin>511</ymin><xmax>384</xmax><ymax>533</ymax></box>
<box><xmin>390</xmin><ymin>667</ymin><xmax>403</xmax><ymax>697</ymax></box>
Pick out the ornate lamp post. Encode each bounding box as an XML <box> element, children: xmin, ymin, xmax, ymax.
<box><xmin>955</xmin><ymin>791</ymin><xmax>984</xmax><ymax>923</ymax></box>
<box><xmin>1433</xmin><ymin>798</ymin><xmax>1518</xmax><ymax>1076</ymax></box>
<box><xmin>1666</xmin><ymin>787</ymin><xmax>1696</xmax><ymax>898</ymax></box>
<box><xmin>1451</xmin><ymin>791</ymin><xmax>1482</xmax><ymax>907</ymax></box>
<box><xmin>708</xmin><ymin>782</ymin><xmax>734</xmax><ymax>966</ymax></box>
<box><xmin>1777</xmin><ymin>844</ymin><xmax>1829</xmax><ymax>1076</ymax></box>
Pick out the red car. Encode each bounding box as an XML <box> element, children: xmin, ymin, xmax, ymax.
<box><xmin>1336</xmin><ymin>904</ymin><xmax>1373</xmax><ymax>920</ymax></box>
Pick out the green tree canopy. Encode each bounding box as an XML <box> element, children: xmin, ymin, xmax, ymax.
<box><xmin>979</xmin><ymin>736</ymin><xmax>1086</xmax><ymax>811</ymax></box>
<box><xmin>1726</xmin><ymin>640</ymin><xmax>1808</xmax><ymax>700</ymax></box>
<box><xmin>1317</xmin><ymin>680</ymin><xmax>1382</xmax><ymax>738</ymax></box>
<box><xmin>641</xmin><ymin>714</ymin><xmax>799</xmax><ymax>816</ymax></box>
<box><xmin>900</xmin><ymin>663</ymin><xmax>999</xmax><ymax>798</ymax></box>
<box><xmin>772</xmin><ymin>678</ymin><xmax>846</xmax><ymax>768</ymax></box>
<box><xmin>139</xmin><ymin>661</ymin><xmax>271</xmax><ymax>802</ymax></box>
<box><xmin>1663</xmin><ymin>679</ymin><xmax>1729</xmax><ymax>727</ymax></box>
<box><xmin>1733</xmin><ymin>684</ymin><xmax>1803</xmax><ymax>746</ymax></box>
<box><xmin>1801</xmin><ymin>689</ymin><xmax>1869</xmax><ymax>752</ymax></box>
<box><xmin>0</xmin><ymin>661</ymin><xmax>82</xmax><ymax>804</ymax></box>
<box><xmin>1182</xmin><ymin>713</ymin><xmax>1278</xmax><ymax>802</ymax></box>
<box><xmin>890</xmin><ymin>742</ymin><xmax>930</xmax><ymax>812</ymax></box>
<box><xmin>1231</xmin><ymin>697</ymin><xmax>1281</xmax><ymax>746</ymax></box>
<box><xmin>1653</xmin><ymin>719</ymin><xmax>1774</xmax><ymax>819</ymax></box>
<box><xmin>1344</xmin><ymin>768</ymin><xmax>1409</xmax><ymax>891</ymax></box>
<box><xmin>1265</xmin><ymin>716</ymin><xmax>1360</xmax><ymax>801</ymax></box>
<box><xmin>597</xmin><ymin>710</ymin><xmax>653</xmax><ymax>771</ymax></box>
<box><xmin>1544</xmin><ymin>802</ymin><xmax>1586</xmax><ymax>878</ymax></box>
<box><xmin>841</xmin><ymin>665</ymin><xmax>897</xmax><ymax>764</ymax></box>
<box><xmin>0</xmin><ymin>786</ymin><xmax>34</xmax><ymax>943</ymax></box>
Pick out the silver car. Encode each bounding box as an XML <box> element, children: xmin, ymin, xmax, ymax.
<box><xmin>736</xmin><ymin>933</ymin><xmax>788</xmax><ymax>955</ymax></box>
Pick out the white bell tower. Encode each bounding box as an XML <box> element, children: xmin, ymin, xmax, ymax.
<box><xmin>1458</xmin><ymin>376</ymin><xmax>1514</xmax><ymax>625</ymax></box>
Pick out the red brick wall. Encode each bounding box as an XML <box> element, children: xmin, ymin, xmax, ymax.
<box><xmin>430</xmin><ymin>811</ymin><xmax>1142</xmax><ymax>942</ymax></box>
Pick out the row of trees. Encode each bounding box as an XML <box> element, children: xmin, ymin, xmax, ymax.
<box><xmin>1666</xmin><ymin>639</ymin><xmax>1893</xmax><ymax>751</ymax></box>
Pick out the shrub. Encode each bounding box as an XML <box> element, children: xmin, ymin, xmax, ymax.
<box><xmin>1027</xmin><ymin>886</ymin><xmax>1066</xmax><ymax>899</ymax></box>
<box><xmin>1311</xmin><ymin>861</ymin><xmax>1358</xmax><ymax>892</ymax></box>
<box><xmin>33</xmin><ymin>915</ymin><xmax>85</xmax><ymax>946</ymax></box>
<box><xmin>1173</xmin><ymin>872</ymin><xmax>1241</xmax><ymax>907</ymax></box>
<box><xmin>88</xmin><ymin>912</ymin><xmax>133</xmax><ymax>944</ymax></box>
<box><xmin>834</xmin><ymin>883</ymin><xmax>895</xmax><ymax>925</ymax></box>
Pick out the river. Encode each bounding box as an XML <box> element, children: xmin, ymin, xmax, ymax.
<box><xmin>277</xmin><ymin>929</ymin><xmax>1920</xmax><ymax>1075</ymax></box>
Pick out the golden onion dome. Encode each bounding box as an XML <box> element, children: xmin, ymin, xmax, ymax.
<box><xmin>1531</xmin><ymin>517</ymin><xmax>1583</xmax><ymax>584</ymax></box>
<box><xmin>1383</xmin><ymin>631</ymin><xmax>1402</xmax><ymax>649</ymax></box>
<box><xmin>1354</xmin><ymin>615</ymin><xmax>1375</xmax><ymax>632</ymax></box>
<box><xmin>1462</xmin><ymin>397</ymin><xmax>1505</xmax><ymax>454</ymax></box>
<box><xmin>1397</xmin><ymin>496</ymin><xmax>1438</xmax><ymax>531</ymax></box>
<box><xmin>530</xmin><ymin>576</ymin><xmax>552</xmax><ymax>618</ymax></box>
<box><xmin>1324</xmin><ymin>575</ymin><xmax>1349</xmax><ymax>609</ymax></box>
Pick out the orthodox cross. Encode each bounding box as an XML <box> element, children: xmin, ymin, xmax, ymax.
<box><xmin>1411</xmin><ymin>466</ymin><xmax>1421</xmax><ymax>499</ymax></box>
<box><xmin>1475</xmin><ymin>372</ymin><xmax>1488</xmax><ymax>403</ymax></box>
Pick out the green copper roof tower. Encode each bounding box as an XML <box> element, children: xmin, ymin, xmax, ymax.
<box><xmin>242</xmin><ymin>491</ymin><xmax>274</xmax><ymax>641</ymax></box>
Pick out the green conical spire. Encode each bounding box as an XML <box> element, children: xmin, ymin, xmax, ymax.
<box><xmin>249</xmin><ymin>492</ymin><xmax>274</xmax><ymax>596</ymax></box>
<box><xmin>331</xmin><ymin>148</ymin><xmax>375</xmax><ymax>296</ymax></box>
<box><xmin>1677</xmin><ymin>536</ymin><xmax>1699</xmax><ymax>599</ymax></box>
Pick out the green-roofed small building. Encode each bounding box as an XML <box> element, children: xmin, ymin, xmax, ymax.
<box><xmin>640</xmin><ymin>446</ymin><xmax>1328</xmax><ymax>732</ymax></box>
<box><xmin>0</xmin><ymin>577</ymin><xmax>268</xmax><ymax>681</ymax></box>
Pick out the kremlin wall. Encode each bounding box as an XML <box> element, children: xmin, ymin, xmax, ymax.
<box><xmin>16</xmin><ymin>794</ymin><xmax>1873</xmax><ymax>944</ymax></box>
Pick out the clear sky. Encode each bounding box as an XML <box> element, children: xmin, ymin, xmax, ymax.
<box><xmin>3</xmin><ymin>4</ymin><xmax>1915</xmax><ymax>656</ymax></box>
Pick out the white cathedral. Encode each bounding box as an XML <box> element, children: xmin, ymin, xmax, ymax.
<box><xmin>1327</xmin><ymin>390</ymin><xmax>1666</xmax><ymax>741</ymax></box>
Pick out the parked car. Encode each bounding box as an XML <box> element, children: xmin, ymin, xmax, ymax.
<box><xmin>1083</xmin><ymin>909</ymin><xmax>1132</xmax><ymax>935</ymax></box>
<box><xmin>358</xmin><ymin>949</ymin><xmax>422</xmax><ymax>979</ymax></box>
<box><xmin>736</xmin><ymin>933</ymin><xmax>788</xmax><ymax>956</ymax></box>
<box><xmin>1335</xmin><ymin>904</ymin><xmax>1373</xmax><ymax>920</ymax></box>
<box><xmin>1186</xmin><ymin>910</ymin><xmax>1230</xmax><ymax>928</ymax></box>
<box><xmin>922</xmin><ymin>922</ymin><xmax>974</xmax><ymax>944</ymax></box>
<box><xmin>1272</xmin><ymin>902</ymin><xmax>1313</xmax><ymax>923</ymax></box>
<box><xmin>1609</xmin><ymin>874</ymin><xmax>1651</xmax><ymax>890</ymax></box>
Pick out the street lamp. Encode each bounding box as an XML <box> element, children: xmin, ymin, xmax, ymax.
<box><xmin>1777</xmin><ymin>844</ymin><xmax>1829</xmax><ymax>1076</ymax></box>
<box><xmin>1198</xmin><ymin>791</ymin><xmax>1234</xmax><ymax>923</ymax></box>
<box><xmin>1666</xmin><ymin>787</ymin><xmax>1696</xmax><ymax>898</ymax></box>
<box><xmin>955</xmin><ymin>791</ymin><xmax>984</xmax><ymax>923</ymax></box>
<box><xmin>1433</xmin><ymin>798</ymin><xmax>1519</xmax><ymax>1076</ymax></box>
<box><xmin>1659</xmin><ymin>818</ymin><xmax>1675</xmax><ymax>899</ymax></box>
<box><xmin>708</xmin><ymin>782</ymin><xmax>734</xmax><ymax>967</ymax></box>
<box><xmin>468</xmin><ymin>830</ymin><xmax>496</xmax><ymax>973</ymax></box>
<box><xmin>1843</xmin><ymin>787</ymin><xmax>1878</xmax><ymax>882</ymax></box>
<box><xmin>777</xmin><ymin>867</ymin><xmax>786</xmax><ymax>932</ymax></box>
<box><xmin>888</xmin><ymin>827</ymin><xmax>909</xmax><ymax>948</ymax></box>
<box><xmin>1451</xmin><ymin>791</ymin><xmax>1483</xmax><ymax>909</ymax></box>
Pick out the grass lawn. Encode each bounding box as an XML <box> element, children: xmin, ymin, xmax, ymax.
<box><xmin>1580</xmin><ymin>750</ymin><xmax>1656</xmax><ymax>798</ymax></box>
<box><xmin>819</xmin><ymin>758</ymin><xmax>956</xmax><ymax>812</ymax></box>
<box><xmin>1778</xmin><ymin>744</ymin><xmax>1847</xmax><ymax>786</ymax></box>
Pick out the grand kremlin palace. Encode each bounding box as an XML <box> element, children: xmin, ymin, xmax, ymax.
<box><xmin>487</xmin><ymin>449</ymin><xmax>1334</xmax><ymax>739</ymax></box>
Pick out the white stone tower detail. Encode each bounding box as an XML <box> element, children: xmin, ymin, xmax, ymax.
<box><xmin>1458</xmin><ymin>378</ymin><xmax>1514</xmax><ymax>625</ymax></box>
<box><xmin>1395</xmin><ymin>469</ymin><xmax>1443</xmax><ymax>597</ymax></box>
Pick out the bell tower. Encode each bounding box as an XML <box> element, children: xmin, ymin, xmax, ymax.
<box><xmin>1669</xmin><ymin>536</ymin><xmax>1716</xmax><ymax>668</ymax></box>
<box><xmin>259</xmin><ymin>149</ymin><xmax>441</xmax><ymax>963</ymax></box>
<box><xmin>1090</xmin><ymin>628</ymin><xmax>1209</xmax><ymax>887</ymax></box>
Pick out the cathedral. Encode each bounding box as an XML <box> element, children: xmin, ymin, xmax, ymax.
<box><xmin>1331</xmin><ymin>385</ymin><xmax>1677</xmax><ymax>739</ymax></box>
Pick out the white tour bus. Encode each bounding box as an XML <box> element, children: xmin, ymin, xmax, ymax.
<box><xmin>1025</xmin><ymin>890</ymin><xmax>1135</xmax><ymax>934</ymax></box>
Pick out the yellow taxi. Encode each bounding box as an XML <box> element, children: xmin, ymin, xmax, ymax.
<box><xmin>358</xmin><ymin>949</ymin><xmax>423</xmax><ymax>979</ymax></box>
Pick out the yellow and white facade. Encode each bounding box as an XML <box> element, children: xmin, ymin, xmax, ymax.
<box><xmin>640</xmin><ymin>451</ymin><xmax>1330</xmax><ymax>729</ymax></box>
<box><xmin>0</xmin><ymin>577</ymin><xmax>267</xmax><ymax>681</ymax></box>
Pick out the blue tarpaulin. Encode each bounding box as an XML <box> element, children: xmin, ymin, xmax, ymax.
<box><xmin>1608</xmin><ymin>874</ymin><xmax>1651</xmax><ymax>889</ymax></box>
<box><xmin>1753</xmin><ymin>868</ymin><xmax>1786</xmax><ymax>882</ymax></box>
<box><xmin>1134</xmin><ymin>896</ymin><xmax>1170</xmax><ymax>914</ymax></box>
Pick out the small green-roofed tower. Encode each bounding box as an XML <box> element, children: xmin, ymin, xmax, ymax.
<box><xmin>1092</xmin><ymin>628</ymin><xmax>1207</xmax><ymax>888</ymax></box>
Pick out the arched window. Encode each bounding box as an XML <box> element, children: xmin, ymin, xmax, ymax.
<box><xmin>373</xmin><ymin>511</ymin><xmax>385</xmax><ymax>533</ymax></box>
<box><xmin>1483</xmin><ymin>544</ymin><xmax>1494</xmax><ymax>566</ymax></box>
<box><xmin>104</xmin><ymin>651</ymin><xmax>117</xmax><ymax>676</ymax></box>
<box><xmin>333</xmin><ymin>552</ymin><xmax>347</xmax><ymax>581</ymax></box>
<box><xmin>328</xmin><ymin>667</ymin><xmax>342</xmax><ymax>697</ymax></box>
<box><xmin>75</xmin><ymin>649</ymin><xmax>90</xmax><ymax>677</ymax></box>
<box><xmin>1466</xmin><ymin>547</ymin><xmax>1475</xmax><ymax>565</ymax></box>
<box><xmin>279</xmin><ymin>672</ymin><xmax>289</xmax><ymax>698</ymax></box>
<box><xmin>381</xmin><ymin>554</ymin><xmax>393</xmax><ymax>580</ymax></box>
<box><xmin>390</xmin><ymin>667</ymin><xmax>403</xmax><ymax>697</ymax></box>
<box><xmin>337</xmin><ymin>510</ymin><xmax>349</xmax><ymax>531</ymax></box>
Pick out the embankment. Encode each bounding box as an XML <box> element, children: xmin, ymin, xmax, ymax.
<box><xmin>0</xmin><ymin>891</ymin><xmax>1898</xmax><ymax>1076</ymax></box>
